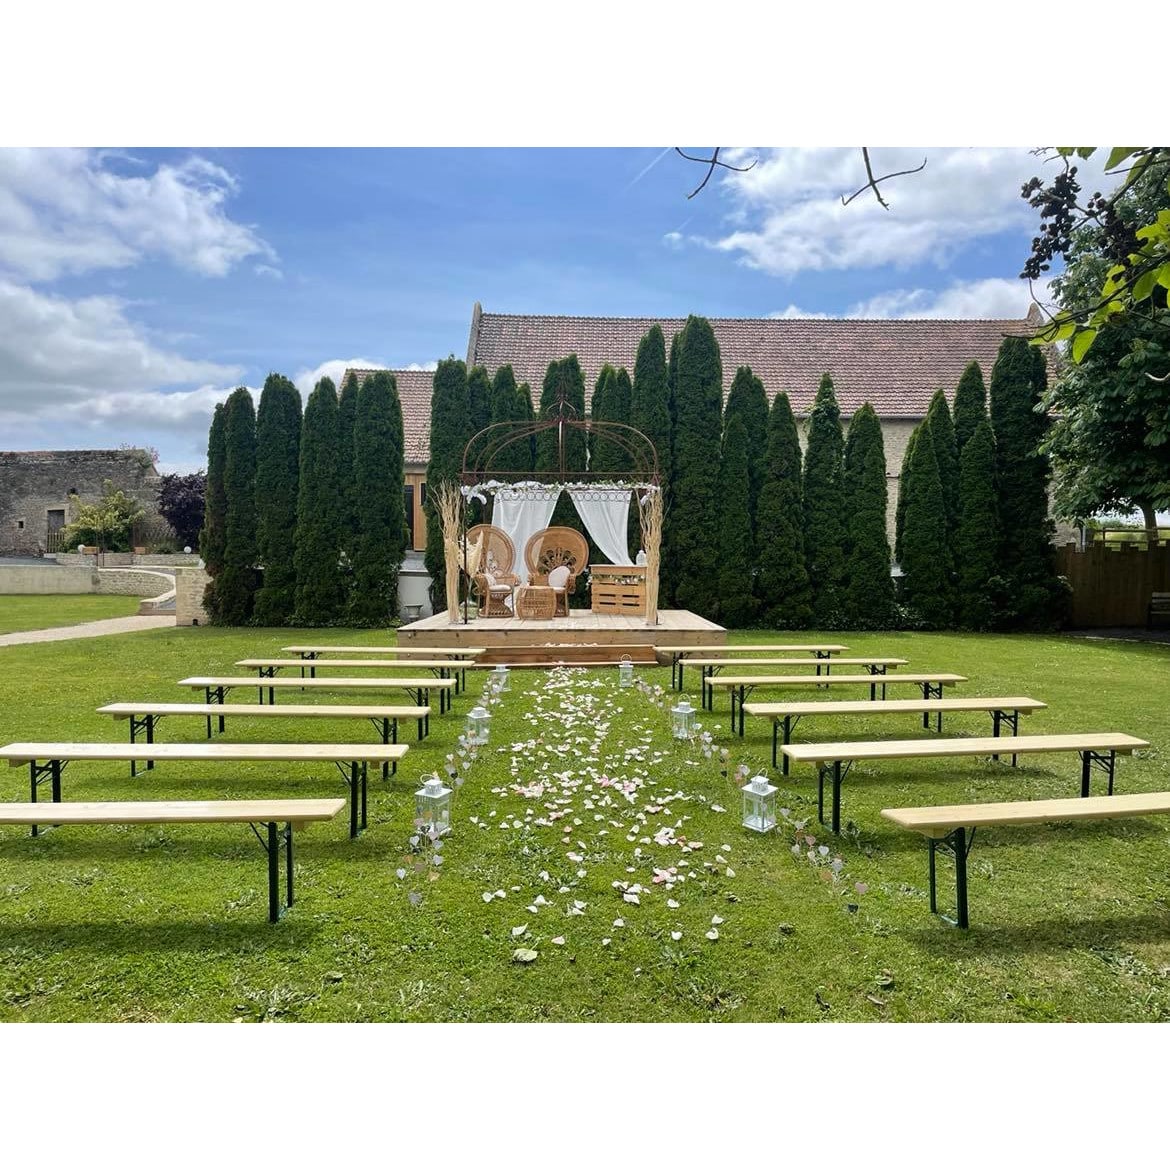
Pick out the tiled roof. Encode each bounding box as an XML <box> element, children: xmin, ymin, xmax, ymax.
<box><xmin>343</xmin><ymin>368</ymin><xmax>434</xmax><ymax>468</ymax></box>
<box><xmin>469</xmin><ymin>311</ymin><xmax>1043</xmax><ymax>418</ymax></box>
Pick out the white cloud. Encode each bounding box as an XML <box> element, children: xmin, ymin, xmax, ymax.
<box><xmin>849</xmin><ymin>277</ymin><xmax>1054</xmax><ymax>319</ymax></box>
<box><xmin>662</xmin><ymin>231</ymin><xmax>684</xmax><ymax>249</ymax></box>
<box><xmin>402</xmin><ymin>361</ymin><xmax>438</xmax><ymax>372</ymax></box>
<box><xmin>0</xmin><ymin>148</ymin><xmax>275</xmax><ymax>281</ymax></box>
<box><xmin>767</xmin><ymin>305</ymin><xmax>830</xmax><ymax>319</ymax></box>
<box><xmin>292</xmin><ymin>358</ymin><xmax>385</xmax><ymax>394</ymax></box>
<box><xmin>698</xmin><ymin>147</ymin><xmax>1111</xmax><ymax>278</ymax></box>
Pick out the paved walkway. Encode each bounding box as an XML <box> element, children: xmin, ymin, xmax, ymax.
<box><xmin>0</xmin><ymin>615</ymin><xmax>175</xmax><ymax>647</ymax></box>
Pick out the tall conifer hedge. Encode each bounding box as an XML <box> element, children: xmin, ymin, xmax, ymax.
<box><xmin>253</xmin><ymin>373</ymin><xmax>302</xmax><ymax>626</ymax></box>
<box><xmin>842</xmin><ymin>403</ymin><xmax>894</xmax><ymax>628</ymax></box>
<box><xmin>955</xmin><ymin>416</ymin><xmax>999</xmax><ymax>630</ymax></box>
<box><xmin>899</xmin><ymin>423</ymin><xmax>953</xmax><ymax>628</ymax></box>
<box><xmin>802</xmin><ymin>373</ymin><xmax>847</xmax><ymax>626</ymax></box>
<box><xmin>200</xmin><ymin>402</ymin><xmax>227</xmax><ymax>615</ymax></box>
<box><xmin>723</xmin><ymin>366</ymin><xmax>769</xmax><ymax>532</ymax></box>
<box><xmin>336</xmin><ymin>373</ymin><xmax>360</xmax><ymax>567</ymax></box>
<box><xmin>424</xmin><ymin>358</ymin><xmax>470</xmax><ymax>610</ymax></box>
<box><xmin>952</xmin><ymin>361</ymin><xmax>987</xmax><ymax>453</ymax></box>
<box><xmin>925</xmin><ymin>389</ymin><xmax>959</xmax><ymax>537</ymax></box>
<box><xmin>715</xmin><ymin>416</ymin><xmax>756</xmax><ymax>627</ymax></box>
<box><xmin>214</xmin><ymin>387</ymin><xmax>259</xmax><ymax>625</ymax></box>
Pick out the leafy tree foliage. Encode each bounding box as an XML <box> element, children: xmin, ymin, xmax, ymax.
<box><xmin>424</xmin><ymin>358</ymin><xmax>470</xmax><ymax>610</ymax></box>
<box><xmin>755</xmin><ymin>392</ymin><xmax>812</xmax><ymax>628</ymax></box>
<box><xmin>213</xmin><ymin>387</ymin><xmax>259</xmax><ymax>625</ymax></box>
<box><xmin>952</xmin><ymin>361</ymin><xmax>987</xmax><ymax>453</ymax></box>
<box><xmin>349</xmin><ymin>371</ymin><xmax>407</xmax><ymax>625</ymax></box>
<box><xmin>955</xmin><ymin>417</ymin><xmax>1000</xmax><ymax>630</ymax></box>
<box><xmin>924</xmin><ymin>389</ymin><xmax>959</xmax><ymax>535</ymax></box>
<box><xmin>723</xmin><ymin>366</ymin><xmax>769</xmax><ymax>532</ymax></box>
<box><xmin>253</xmin><ymin>373</ymin><xmax>302</xmax><ymax>626</ymax></box>
<box><xmin>989</xmin><ymin>336</ymin><xmax>1066</xmax><ymax>630</ymax></box>
<box><xmin>294</xmin><ymin>377</ymin><xmax>347</xmax><ymax>624</ymax></box>
<box><xmin>61</xmin><ymin>479</ymin><xmax>145</xmax><ymax>553</ymax></box>
<box><xmin>670</xmin><ymin>316</ymin><xmax>724</xmax><ymax>616</ymax></box>
<box><xmin>159</xmin><ymin>471</ymin><xmax>206</xmax><ymax>550</ymax></box>
<box><xmin>715</xmin><ymin>416</ymin><xmax>757</xmax><ymax>627</ymax></box>
<box><xmin>899</xmin><ymin>422</ymin><xmax>953</xmax><ymax>628</ymax></box>
<box><xmin>802</xmin><ymin>373</ymin><xmax>847</xmax><ymax>626</ymax></box>
<box><xmin>841</xmin><ymin>403</ymin><xmax>894</xmax><ymax>628</ymax></box>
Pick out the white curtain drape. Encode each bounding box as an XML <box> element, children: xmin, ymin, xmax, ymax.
<box><xmin>493</xmin><ymin>484</ymin><xmax>562</xmax><ymax>584</ymax></box>
<box><xmin>569</xmin><ymin>487</ymin><xmax>633</xmax><ymax>566</ymax></box>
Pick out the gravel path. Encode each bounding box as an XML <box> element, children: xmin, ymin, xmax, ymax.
<box><xmin>0</xmin><ymin>615</ymin><xmax>175</xmax><ymax>647</ymax></box>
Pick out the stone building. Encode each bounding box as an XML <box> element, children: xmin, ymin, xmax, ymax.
<box><xmin>0</xmin><ymin>449</ymin><xmax>162</xmax><ymax>556</ymax></box>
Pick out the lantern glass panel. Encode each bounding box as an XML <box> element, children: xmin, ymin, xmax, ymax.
<box><xmin>415</xmin><ymin>774</ymin><xmax>452</xmax><ymax>835</ymax></box>
<box><xmin>466</xmin><ymin>705</ymin><xmax>492</xmax><ymax>745</ymax></box>
<box><xmin>741</xmin><ymin>774</ymin><xmax>777</xmax><ymax>832</ymax></box>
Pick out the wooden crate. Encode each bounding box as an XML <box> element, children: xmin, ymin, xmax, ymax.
<box><xmin>591</xmin><ymin>567</ymin><xmax>646</xmax><ymax>615</ymax></box>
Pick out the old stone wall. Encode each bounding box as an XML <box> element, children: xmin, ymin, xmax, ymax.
<box><xmin>95</xmin><ymin>569</ymin><xmax>174</xmax><ymax>597</ymax></box>
<box><xmin>173</xmin><ymin>566</ymin><xmax>211</xmax><ymax>626</ymax></box>
<box><xmin>0</xmin><ymin>449</ymin><xmax>162</xmax><ymax>556</ymax></box>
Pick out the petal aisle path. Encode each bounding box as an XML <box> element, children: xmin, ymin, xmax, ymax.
<box><xmin>0</xmin><ymin>615</ymin><xmax>175</xmax><ymax>647</ymax></box>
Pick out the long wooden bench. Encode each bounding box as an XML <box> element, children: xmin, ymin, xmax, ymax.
<box><xmin>0</xmin><ymin>741</ymin><xmax>410</xmax><ymax>839</ymax></box>
<box><xmin>236</xmin><ymin>657</ymin><xmax>474</xmax><ymax>697</ymax></box>
<box><xmin>283</xmin><ymin>645</ymin><xmax>484</xmax><ymax>687</ymax></box>
<box><xmin>743</xmin><ymin>696</ymin><xmax>1048</xmax><ymax>771</ymax></box>
<box><xmin>0</xmin><ymin>798</ymin><xmax>345</xmax><ymax>922</ymax></box>
<box><xmin>177</xmin><ymin>676</ymin><xmax>453</xmax><ymax>726</ymax></box>
<box><xmin>709</xmin><ymin>673</ymin><xmax>968</xmax><ymax>735</ymax></box>
<box><xmin>689</xmin><ymin>657</ymin><xmax>909</xmax><ymax>707</ymax></box>
<box><xmin>659</xmin><ymin>644</ymin><xmax>848</xmax><ymax>689</ymax></box>
<box><xmin>98</xmin><ymin>701</ymin><xmax>430</xmax><ymax>761</ymax></box>
<box><xmin>782</xmin><ymin>732</ymin><xmax>1150</xmax><ymax>834</ymax></box>
<box><xmin>883</xmin><ymin>791</ymin><xmax>1170</xmax><ymax>928</ymax></box>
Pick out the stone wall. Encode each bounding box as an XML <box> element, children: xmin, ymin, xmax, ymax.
<box><xmin>0</xmin><ymin>449</ymin><xmax>162</xmax><ymax>557</ymax></box>
<box><xmin>173</xmin><ymin>566</ymin><xmax>211</xmax><ymax>626</ymax></box>
<box><xmin>95</xmin><ymin>569</ymin><xmax>174</xmax><ymax>597</ymax></box>
<box><xmin>0</xmin><ymin>564</ymin><xmax>171</xmax><ymax>596</ymax></box>
<box><xmin>53</xmin><ymin>552</ymin><xmax>201</xmax><ymax>568</ymax></box>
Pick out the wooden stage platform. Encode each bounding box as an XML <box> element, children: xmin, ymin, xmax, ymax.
<box><xmin>397</xmin><ymin>609</ymin><xmax>726</xmax><ymax>665</ymax></box>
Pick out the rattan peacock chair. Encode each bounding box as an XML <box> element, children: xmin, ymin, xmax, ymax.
<box><xmin>468</xmin><ymin>524</ymin><xmax>520</xmax><ymax>617</ymax></box>
<box><xmin>524</xmin><ymin>527</ymin><xmax>589</xmax><ymax>616</ymax></box>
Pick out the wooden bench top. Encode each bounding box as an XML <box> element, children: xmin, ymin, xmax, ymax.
<box><xmin>783</xmin><ymin>732</ymin><xmax>1149</xmax><ymax>766</ymax></box>
<box><xmin>743</xmin><ymin>696</ymin><xmax>1047</xmax><ymax>718</ymax></box>
<box><xmin>658</xmin><ymin>643</ymin><xmax>848</xmax><ymax>655</ymax></box>
<box><xmin>235</xmin><ymin>658</ymin><xmax>471</xmax><ymax>669</ymax></box>
<box><xmin>0</xmin><ymin>798</ymin><xmax>346</xmax><ymax>826</ymax></box>
<box><xmin>283</xmin><ymin>645</ymin><xmax>485</xmax><ymax>656</ymax></box>
<box><xmin>883</xmin><ymin>791</ymin><xmax>1170</xmax><ymax>836</ymax></box>
<box><xmin>179</xmin><ymin>676</ymin><xmax>454</xmax><ymax>690</ymax></box>
<box><xmin>98</xmin><ymin>702</ymin><xmax>430</xmax><ymax>720</ymax></box>
<box><xmin>685</xmin><ymin>657</ymin><xmax>908</xmax><ymax>668</ymax></box>
<box><xmin>0</xmin><ymin>742</ymin><xmax>410</xmax><ymax>765</ymax></box>
<box><xmin>710</xmin><ymin>673</ymin><xmax>967</xmax><ymax>687</ymax></box>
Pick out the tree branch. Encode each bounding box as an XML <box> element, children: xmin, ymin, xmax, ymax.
<box><xmin>674</xmin><ymin>148</ymin><xmax>757</xmax><ymax>199</ymax></box>
<box><xmin>840</xmin><ymin>149</ymin><xmax>928</xmax><ymax>209</ymax></box>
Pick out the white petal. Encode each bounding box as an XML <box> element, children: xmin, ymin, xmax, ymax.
<box><xmin>511</xmin><ymin>925</ymin><xmax>527</xmax><ymax>937</ymax></box>
<box><xmin>706</xmin><ymin>929</ymin><xmax>720</xmax><ymax>941</ymax></box>
<box><xmin>667</xmin><ymin>899</ymin><xmax>680</xmax><ymax>909</ymax></box>
<box><xmin>670</xmin><ymin>931</ymin><xmax>683</xmax><ymax>941</ymax></box>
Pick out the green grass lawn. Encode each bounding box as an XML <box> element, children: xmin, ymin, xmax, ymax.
<box><xmin>0</xmin><ymin>625</ymin><xmax>1168</xmax><ymax>1022</ymax></box>
<box><xmin>0</xmin><ymin>594</ymin><xmax>143</xmax><ymax>635</ymax></box>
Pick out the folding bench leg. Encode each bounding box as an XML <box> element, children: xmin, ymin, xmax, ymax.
<box><xmin>928</xmin><ymin>828</ymin><xmax>972</xmax><ymax>929</ymax></box>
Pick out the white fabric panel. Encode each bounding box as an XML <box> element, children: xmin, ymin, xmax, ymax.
<box><xmin>569</xmin><ymin>487</ymin><xmax>633</xmax><ymax>566</ymax></box>
<box><xmin>493</xmin><ymin>484</ymin><xmax>562</xmax><ymax>584</ymax></box>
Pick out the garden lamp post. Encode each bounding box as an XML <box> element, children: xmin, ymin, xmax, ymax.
<box><xmin>741</xmin><ymin>773</ymin><xmax>778</xmax><ymax>833</ymax></box>
<box><xmin>466</xmin><ymin>705</ymin><xmax>492</xmax><ymax>746</ymax></box>
<box><xmin>415</xmin><ymin>773</ymin><xmax>452</xmax><ymax>836</ymax></box>
<box><xmin>670</xmin><ymin>699</ymin><xmax>696</xmax><ymax>740</ymax></box>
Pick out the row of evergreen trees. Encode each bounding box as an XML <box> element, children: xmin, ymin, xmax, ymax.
<box><xmin>201</xmin><ymin>370</ymin><xmax>408</xmax><ymax>626</ymax></box>
<box><xmin>895</xmin><ymin>338</ymin><xmax>1068</xmax><ymax>631</ymax></box>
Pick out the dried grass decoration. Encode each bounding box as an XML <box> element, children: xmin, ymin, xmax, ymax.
<box><xmin>638</xmin><ymin>486</ymin><xmax>663</xmax><ymax>624</ymax></box>
<box><xmin>435</xmin><ymin>482</ymin><xmax>481</xmax><ymax>621</ymax></box>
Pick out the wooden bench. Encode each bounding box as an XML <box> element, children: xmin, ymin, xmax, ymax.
<box><xmin>783</xmin><ymin>732</ymin><xmax>1150</xmax><ymax>834</ymax></box>
<box><xmin>283</xmin><ymin>645</ymin><xmax>485</xmax><ymax>687</ymax></box>
<box><xmin>178</xmin><ymin>676</ymin><xmax>453</xmax><ymax>728</ymax></box>
<box><xmin>710</xmin><ymin>673</ymin><xmax>968</xmax><ymax>735</ymax></box>
<box><xmin>742</xmin><ymin>696</ymin><xmax>1048</xmax><ymax>772</ymax></box>
<box><xmin>0</xmin><ymin>741</ymin><xmax>410</xmax><ymax>839</ymax></box>
<box><xmin>0</xmin><ymin>798</ymin><xmax>345</xmax><ymax>922</ymax></box>
<box><xmin>1148</xmin><ymin>593</ymin><xmax>1170</xmax><ymax>629</ymax></box>
<box><xmin>883</xmin><ymin>791</ymin><xmax>1170</xmax><ymax>928</ymax></box>
<box><xmin>236</xmin><ymin>657</ymin><xmax>473</xmax><ymax>697</ymax></box>
<box><xmin>688</xmin><ymin>657</ymin><xmax>909</xmax><ymax>707</ymax></box>
<box><xmin>658</xmin><ymin>643</ymin><xmax>848</xmax><ymax>689</ymax></box>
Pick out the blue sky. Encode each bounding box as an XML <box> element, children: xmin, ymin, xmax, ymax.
<box><xmin>0</xmin><ymin>146</ymin><xmax>1106</xmax><ymax>472</ymax></box>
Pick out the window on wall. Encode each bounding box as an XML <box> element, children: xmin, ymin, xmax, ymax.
<box><xmin>419</xmin><ymin>482</ymin><xmax>427</xmax><ymax>508</ymax></box>
<box><xmin>16</xmin><ymin>519</ymin><xmax>24</xmax><ymax>529</ymax></box>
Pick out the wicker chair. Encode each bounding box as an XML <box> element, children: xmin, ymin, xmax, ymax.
<box><xmin>469</xmin><ymin>524</ymin><xmax>520</xmax><ymax>617</ymax></box>
<box><xmin>524</xmin><ymin>527</ymin><xmax>589</xmax><ymax>617</ymax></box>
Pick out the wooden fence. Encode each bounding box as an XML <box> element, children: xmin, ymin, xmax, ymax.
<box><xmin>1056</xmin><ymin>542</ymin><xmax>1170</xmax><ymax>627</ymax></box>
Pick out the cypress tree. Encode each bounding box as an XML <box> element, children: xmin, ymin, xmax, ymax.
<box><xmin>489</xmin><ymin>363</ymin><xmax>519</xmax><ymax>425</ymax></box>
<box><xmin>349</xmin><ymin>371</ymin><xmax>406</xmax><ymax>625</ymax></box>
<box><xmin>952</xmin><ymin>361</ymin><xmax>987</xmax><ymax>453</ymax></box>
<box><xmin>715</xmin><ymin>416</ymin><xmax>756</xmax><ymax>627</ymax></box>
<box><xmin>294</xmin><ymin>377</ymin><xmax>345</xmax><ymax>624</ymax></box>
<box><xmin>424</xmin><ymin>358</ymin><xmax>470</xmax><ymax>610</ymax></box>
<box><xmin>842</xmin><ymin>403</ymin><xmax>894</xmax><ymax>628</ymax></box>
<box><xmin>253</xmin><ymin>373</ymin><xmax>302</xmax><ymax>626</ymax></box>
<box><xmin>536</xmin><ymin>356</ymin><xmax>587</xmax><ymax>474</ymax></box>
<box><xmin>337</xmin><ymin>372</ymin><xmax>360</xmax><ymax>569</ymax></box>
<box><xmin>802</xmin><ymin>373</ymin><xmax>847</xmax><ymax>627</ymax></box>
<box><xmin>755</xmin><ymin>392</ymin><xmax>813</xmax><ymax>628</ymax></box>
<box><xmin>488</xmin><ymin>364</ymin><xmax>530</xmax><ymax>473</ymax></box>
<box><xmin>590</xmin><ymin>364</ymin><xmax>632</xmax><ymax>475</ymax></box>
<box><xmin>893</xmin><ymin>427</ymin><xmax>917</xmax><ymax>565</ymax></box>
<box><xmin>519</xmin><ymin>381</ymin><xmax>536</xmax><ymax>472</ymax></box>
<box><xmin>200</xmin><ymin>402</ymin><xmax>227</xmax><ymax>615</ymax></box>
<box><xmin>631</xmin><ymin>324</ymin><xmax>672</xmax><ymax>486</ymax></box>
<box><xmin>465</xmin><ymin>364</ymin><xmax>494</xmax><ymax>524</ymax></box>
<box><xmin>661</xmin><ymin>329</ymin><xmax>684</xmax><ymax>605</ymax></box>
<box><xmin>955</xmin><ymin>416</ymin><xmax>999</xmax><ymax>631</ymax></box>
<box><xmin>924</xmin><ymin>389</ymin><xmax>959</xmax><ymax>536</ymax></box>
<box><xmin>670</xmin><ymin>316</ymin><xmax>724</xmax><ymax>617</ymax></box>
<box><xmin>723</xmin><ymin>366</ymin><xmax>769</xmax><ymax>531</ymax></box>
<box><xmin>588</xmin><ymin>364</ymin><xmax>617</xmax><ymax>471</ymax></box>
<box><xmin>899</xmin><ymin>423</ymin><xmax>953</xmax><ymax>628</ymax></box>
<box><xmin>215</xmin><ymin>387</ymin><xmax>259</xmax><ymax>625</ymax></box>
<box><xmin>989</xmin><ymin>337</ymin><xmax>1065</xmax><ymax>630</ymax></box>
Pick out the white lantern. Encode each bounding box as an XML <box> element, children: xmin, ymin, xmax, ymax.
<box><xmin>466</xmin><ymin>705</ymin><xmax>492</xmax><ymax>745</ymax></box>
<box><xmin>741</xmin><ymin>773</ymin><xmax>778</xmax><ymax>833</ymax></box>
<box><xmin>618</xmin><ymin>655</ymin><xmax>634</xmax><ymax>688</ymax></box>
<box><xmin>671</xmin><ymin>699</ymin><xmax>696</xmax><ymax>740</ymax></box>
<box><xmin>490</xmin><ymin>664</ymin><xmax>510</xmax><ymax>692</ymax></box>
<box><xmin>415</xmin><ymin>773</ymin><xmax>452</xmax><ymax>836</ymax></box>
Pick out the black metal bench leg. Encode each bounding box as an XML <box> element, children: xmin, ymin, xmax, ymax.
<box><xmin>285</xmin><ymin>823</ymin><xmax>294</xmax><ymax>909</ymax></box>
<box><xmin>929</xmin><ymin>838</ymin><xmax>938</xmax><ymax>914</ymax></box>
<box><xmin>831</xmin><ymin>760</ymin><xmax>842</xmax><ymax>835</ymax></box>
<box><xmin>817</xmin><ymin>765</ymin><xmax>825</xmax><ymax>825</ymax></box>
<box><xmin>267</xmin><ymin>821</ymin><xmax>280</xmax><ymax>923</ymax></box>
<box><xmin>349</xmin><ymin>762</ymin><xmax>359</xmax><ymax>839</ymax></box>
<box><xmin>781</xmin><ymin>716</ymin><xmax>792</xmax><ymax>775</ymax></box>
<box><xmin>361</xmin><ymin>763</ymin><xmax>368</xmax><ymax>830</ymax></box>
<box><xmin>738</xmin><ymin>685</ymin><xmax>746</xmax><ymax>737</ymax></box>
<box><xmin>772</xmin><ymin>720</ymin><xmax>779</xmax><ymax>770</ymax></box>
<box><xmin>954</xmin><ymin>828</ymin><xmax>969</xmax><ymax>929</ymax></box>
<box><xmin>1081</xmin><ymin>751</ymin><xmax>1091</xmax><ymax>798</ymax></box>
